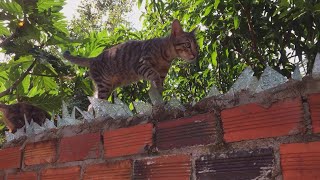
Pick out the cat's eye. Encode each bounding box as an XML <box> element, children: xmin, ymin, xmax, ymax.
<box><xmin>184</xmin><ymin>42</ymin><xmax>191</xmax><ymax>48</ymax></box>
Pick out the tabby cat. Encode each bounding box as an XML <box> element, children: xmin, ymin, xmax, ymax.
<box><xmin>63</xmin><ymin>19</ymin><xmax>198</xmax><ymax>99</ymax></box>
<box><xmin>0</xmin><ymin>102</ymin><xmax>50</xmax><ymax>133</ymax></box>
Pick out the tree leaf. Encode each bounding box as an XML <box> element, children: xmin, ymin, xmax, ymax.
<box><xmin>138</xmin><ymin>0</ymin><xmax>143</xmax><ymax>9</ymax></box>
<box><xmin>233</xmin><ymin>16</ymin><xmax>239</xmax><ymax>29</ymax></box>
<box><xmin>0</xmin><ymin>21</ymin><xmax>10</xmax><ymax>36</ymax></box>
<box><xmin>0</xmin><ymin>0</ymin><xmax>23</xmax><ymax>18</ymax></box>
<box><xmin>214</xmin><ymin>0</ymin><xmax>220</xmax><ymax>9</ymax></box>
<box><xmin>211</xmin><ymin>51</ymin><xmax>217</xmax><ymax>67</ymax></box>
<box><xmin>36</xmin><ymin>0</ymin><xmax>65</xmax><ymax>13</ymax></box>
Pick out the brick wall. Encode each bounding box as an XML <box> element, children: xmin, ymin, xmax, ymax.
<box><xmin>0</xmin><ymin>77</ymin><xmax>320</xmax><ymax>180</ymax></box>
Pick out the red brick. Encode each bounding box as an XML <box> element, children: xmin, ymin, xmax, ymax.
<box><xmin>58</xmin><ymin>133</ymin><xmax>101</xmax><ymax>162</ymax></box>
<box><xmin>0</xmin><ymin>146</ymin><xmax>21</xmax><ymax>169</ymax></box>
<box><xmin>24</xmin><ymin>140</ymin><xmax>57</xmax><ymax>166</ymax></box>
<box><xmin>134</xmin><ymin>155</ymin><xmax>191</xmax><ymax>180</ymax></box>
<box><xmin>280</xmin><ymin>142</ymin><xmax>320</xmax><ymax>180</ymax></box>
<box><xmin>104</xmin><ymin>123</ymin><xmax>153</xmax><ymax>158</ymax></box>
<box><xmin>308</xmin><ymin>93</ymin><xmax>320</xmax><ymax>133</ymax></box>
<box><xmin>83</xmin><ymin>160</ymin><xmax>132</xmax><ymax>180</ymax></box>
<box><xmin>221</xmin><ymin>98</ymin><xmax>304</xmax><ymax>142</ymax></box>
<box><xmin>157</xmin><ymin>113</ymin><xmax>216</xmax><ymax>150</ymax></box>
<box><xmin>41</xmin><ymin>166</ymin><xmax>80</xmax><ymax>180</ymax></box>
<box><xmin>7</xmin><ymin>171</ymin><xmax>37</xmax><ymax>180</ymax></box>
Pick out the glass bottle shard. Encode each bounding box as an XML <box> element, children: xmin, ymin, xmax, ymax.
<box><xmin>292</xmin><ymin>63</ymin><xmax>303</xmax><ymax>81</ymax></box>
<box><xmin>43</xmin><ymin>118</ymin><xmax>56</xmax><ymax>129</ymax></box>
<box><xmin>62</xmin><ymin>100</ymin><xmax>70</xmax><ymax>118</ymax></box>
<box><xmin>5</xmin><ymin>131</ymin><xmax>15</xmax><ymax>142</ymax></box>
<box><xmin>24</xmin><ymin>114</ymin><xmax>33</xmax><ymax>135</ymax></box>
<box><xmin>166</xmin><ymin>97</ymin><xmax>186</xmax><ymax>111</ymax></box>
<box><xmin>228</xmin><ymin>67</ymin><xmax>258</xmax><ymax>93</ymax></box>
<box><xmin>312</xmin><ymin>53</ymin><xmax>320</xmax><ymax>79</ymax></box>
<box><xmin>88</xmin><ymin>97</ymin><xmax>132</xmax><ymax>119</ymax></box>
<box><xmin>255</xmin><ymin>66</ymin><xmax>288</xmax><ymax>93</ymax></box>
<box><xmin>88</xmin><ymin>97</ymin><xmax>111</xmax><ymax>118</ymax></box>
<box><xmin>32</xmin><ymin>121</ymin><xmax>45</xmax><ymax>134</ymax></box>
<box><xmin>58</xmin><ymin>115</ymin><xmax>82</xmax><ymax>127</ymax></box>
<box><xmin>57</xmin><ymin>103</ymin><xmax>83</xmax><ymax>127</ymax></box>
<box><xmin>114</xmin><ymin>98</ymin><xmax>133</xmax><ymax>117</ymax></box>
<box><xmin>133</xmin><ymin>101</ymin><xmax>152</xmax><ymax>116</ymax></box>
<box><xmin>14</xmin><ymin>126</ymin><xmax>25</xmax><ymax>139</ymax></box>
<box><xmin>148</xmin><ymin>87</ymin><xmax>164</xmax><ymax>105</ymax></box>
<box><xmin>206</xmin><ymin>84</ymin><xmax>220</xmax><ymax>97</ymax></box>
<box><xmin>75</xmin><ymin>106</ymin><xmax>94</xmax><ymax>121</ymax></box>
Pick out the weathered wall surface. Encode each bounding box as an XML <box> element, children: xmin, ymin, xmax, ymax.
<box><xmin>0</xmin><ymin>77</ymin><xmax>319</xmax><ymax>180</ymax></box>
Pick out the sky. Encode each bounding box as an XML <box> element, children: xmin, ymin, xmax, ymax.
<box><xmin>61</xmin><ymin>0</ymin><xmax>144</xmax><ymax>30</ymax></box>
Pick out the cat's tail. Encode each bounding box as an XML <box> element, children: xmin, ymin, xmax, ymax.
<box><xmin>63</xmin><ymin>51</ymin><xmax>92</xmax><ymax>67</ymax></box>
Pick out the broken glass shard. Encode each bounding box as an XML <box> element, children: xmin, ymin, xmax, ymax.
<box><xmin>32</xmin><ymin>121</ymin><xmax>45</xmax><ymax>134</ymax></box>
<box><xmin>228</xmin><ymin>67</ymin><xmax>258</xmax><ymax>93</ymax></box>
<box><xmin>43</xmin><ymin>119</ymin><xmax>56</xmax><ymax>129</ymax></box>
<box><xmin>14</xmin><ymin>126</ymin><xmax>25</xmax><ymax>139</ymax></box>
<box><xmin>166</xmin><ymin>97</ymin><xmax>186</xmax><ymax>111</ymax></box>
<box><xmin>88</xmin><ymin>97</ymin><xmax>132</xmax><ymax>119</ymax></box>
<box><xmin>5</xmin><ymin>131</ymin><xmax>15</xmax><ymax>142</ymax></box>
<box><xmin>25</xmin><ymin>115</ymin><xmax>45</xmax><ymax>135</ymax></box>
<box><xmin>114</xmin><ymin>98</ymin><xmax>133</xmax><ymax>117</ymax></box>
<box><xmin>133</xmin><ymin>101</ymin><xmax>152</xmax><ymax>116</ymax></box>
<box><xmin>75</xmin><ymin>106</ymin><xmax>94</xmax><ymax>121</ymax></box>
<box><xmin>88</xmin><ymin>97</ymin><xmax>111</xmax><ymax>118</ymax></box>
<box><xmin>24</xmin><ymin>114</ymin><xmax>33</xmax><ymax>135</ymax></box>
<box><xmin>206</xmin><ymin>84</ymin><xmax>220</xmax><ymax>97</ymax></box>
<box><xmin>292</xmin><ymin>64</ymin><xmax>302</xmax><ymax>81</ymax></box>
<box><xmin>148</xmin><ymin>87</ymin><xmax>164</xmax><ymax>105</ymax></box>
<box><xmin>62</xmin><ymin>100</ymin><xmax>71</xmax><ymax>118</ymax></box>
<box><xmin>255</xmin><ymin>66</ymin><xmax>288</xmax><ymax>93</ymax></box>
<box><xmin>312</xmin><ymin>53</ymin><xmax>320</xmax><ymax>79</ymax></box>
<box><xmin>57</xmin><ymin>115</ymin><xmax>82</xmax><ymax>127</ymax></box>
<box><xmin>58</xmin><ymin>102</ymin><xmax>83</xmax><ymax>127</ymax></box>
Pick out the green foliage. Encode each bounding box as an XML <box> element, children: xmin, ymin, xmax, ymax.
<box><xmin>139</xmin><ymin>0</ymin><xmax>320</xmax><ymax>102</ymax></box>
<box><xmin>0</xmin><ymin>0</ymin><xmax>73</xmax><ymax>112</ymax></box>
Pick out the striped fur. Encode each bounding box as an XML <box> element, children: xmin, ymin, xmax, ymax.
<box><xmin>63</xmin><ymin>19</ymin><xmax>199</xmax><ymax>99</ymax></box>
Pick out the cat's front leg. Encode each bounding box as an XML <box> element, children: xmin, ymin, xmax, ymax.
<box><xmin>137</xmin><ymin>58</ymin><xmax>163</xmax><ymax>91</ymax></box>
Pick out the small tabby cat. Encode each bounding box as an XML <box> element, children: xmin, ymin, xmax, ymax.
<box><xmin>0</xmin><ymin>102</ymin><xmax>50</xmax><ymax>133</ymax></box>
<box><xmin>63</xmin><ymin>19</ymin><xmax>199</xmax><ymax>99</ymax></box>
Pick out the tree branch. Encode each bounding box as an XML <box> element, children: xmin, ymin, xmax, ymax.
<box><xmin>237</xmin><ymin>0</ymin><xmax>265</xmax><ymax>67</ymax></box>
<box><xmin>0</xmin><ymin>60</ymin><xmax>37</xmax><ymax>98</ymax></box>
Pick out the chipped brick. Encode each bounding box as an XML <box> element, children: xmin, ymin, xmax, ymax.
<box><xmin>196</xmin><ymin>149</ymin><xmax>274</xmax><ymax>179</ymax></box>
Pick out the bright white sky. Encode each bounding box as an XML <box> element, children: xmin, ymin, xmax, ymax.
<box><xmin>61</xmin><ymin>0</ymin><xmax>144</xmax><ymax>30</ymax></box>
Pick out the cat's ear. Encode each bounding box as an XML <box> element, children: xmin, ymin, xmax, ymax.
<box><xmin>171</xmin><ymin>19</ymin><xmax>183</xmax><ymax>37</ymax></box>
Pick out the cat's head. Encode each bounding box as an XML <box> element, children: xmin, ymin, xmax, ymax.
<box><xmin>170</xmin><ymin>19</ymin><xmax>199</xmax><ymax>62</ymax></box>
